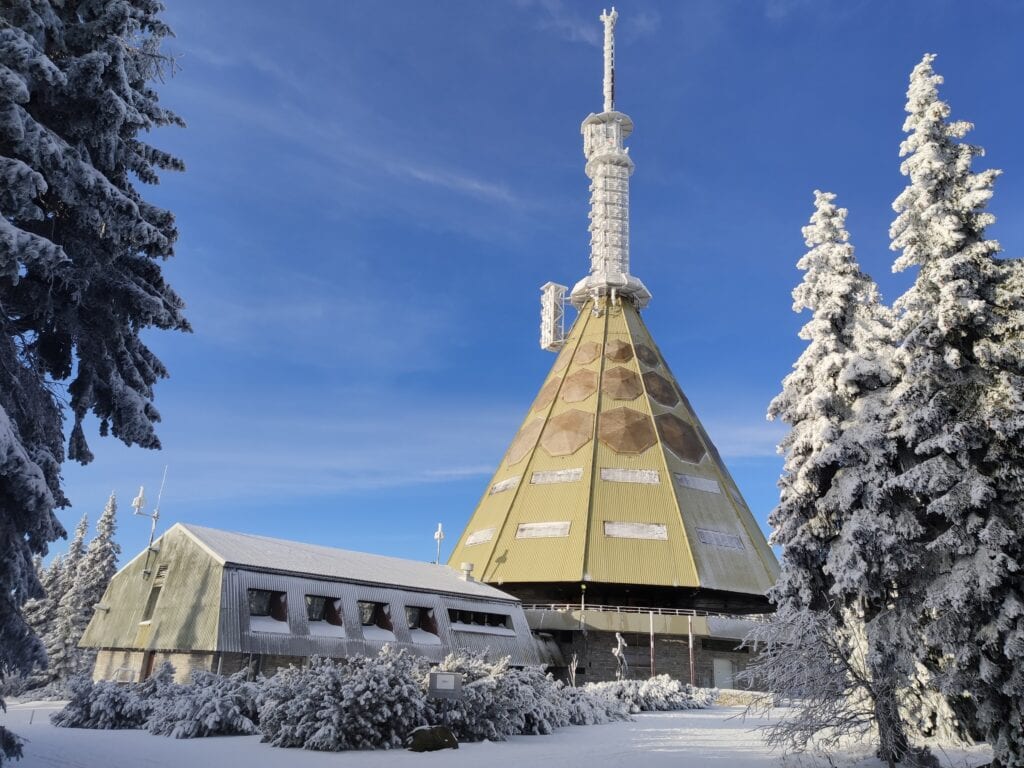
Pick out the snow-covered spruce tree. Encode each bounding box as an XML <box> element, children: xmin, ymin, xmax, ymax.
<box><xmin>887</xmin><ymin>54</ymin><xmax>1024</xmax><ymax>768</ymax></box>
<box><xmin>1</xmin><ymin>0</ymin><xmax>186</xmax><ymax>758</ymax></box>
<box><xmin>20</xmin><ymin>555</ymin><xmax>63</xmax><ymax>672</ymax></box>
<box><xmin>764</xmin><ymin>191</ymin><xmax>935</xmax><ymax>767</ymax></box>
<box><xmin>46</xmin><ymin>514</ymin><xmax>89</xmax><ymax>682</ymax></box>
<box><xmin>72</xmin><ymin>492</ymin><xmax>121</xmax><ymax>675</ymax></box>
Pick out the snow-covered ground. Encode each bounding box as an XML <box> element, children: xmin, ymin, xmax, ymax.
<box><xmin>3</xmin><ymin>700</ymin><xmax>991</xmax><ymax>768</ymax></box>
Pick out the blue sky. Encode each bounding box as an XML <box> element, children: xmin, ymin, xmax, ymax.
<box><xmin>58</xmin><ymin>0</ymin><xmax>1024</xmax><ymax>566</ymax></box>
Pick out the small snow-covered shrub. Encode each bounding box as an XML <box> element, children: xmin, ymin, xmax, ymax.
<box><xmin>426</xmin><ymin>652</ymin><xmax>628</xmax><ymax>741</ymax></box>
<box><xmin>559</xmin><ymin>683</ymin><xmax>631</xmax><ymax>725</ymax></box>
<box><xmin>13</xmin><ymin>679</ymin><xmax>72</xmax><ymax>701</ymax></box>
<box><xmin>51</xmin><ymin>676</ymin><xmax>149</xmax><ymax>729</ymax></box>
<box><xmin>584</xmin><ymin>675</ymin><xmax>717</xmax><ymax>714</ymax></box>
<box><xmin>51</xmin><ymin>662</ymin><xmax>178</xmax><ymax>729</ymax></box>
<box><xmin>425</xmin><ymin>652</ymin><xmax>524</xmax><ymax>741</ymax></box>
<box><xmin>259</xmin><ymin>647</ymin><xmax>430</xmax><ymax>751</ymax></box>
<box><xmin>147</xmin><ymin>670</ymin><xmax>260</xmax><ymax>738</ymax></box>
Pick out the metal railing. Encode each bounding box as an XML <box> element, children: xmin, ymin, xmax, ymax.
<box><xmin>521</xmin><ymin>603</ymin><xmax>771</xmax><ymax>622</ymax></box>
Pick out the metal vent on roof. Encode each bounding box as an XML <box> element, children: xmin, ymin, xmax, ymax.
<box><xmin>600</xmin><ymin>467</ymin><xmax>659</xmax><ymax>484</ymax></box>
<box><xmin>674</xmin><ymin>473</ymin><xmax>722</xmax><ymax>494</ymax></box>
<box><xmin>515</xmin><ymin>521</ymin><xmax>571</xmax><ymax>539</ymax></box>
<box><xmin>465</xmin><ymin>528</ymin><xmax>496</xmax><ymax>547</ymax></box>
<box><xmin>696</xmin><ymin>528</ymin><xmax>745</xmax><ymax>550</ymax></box>
<box><xmin>531</xmin><ymin>468</ymin><xmax>583</xmax><ymax>485</ymax></box>
<box><xmin>489</xmin><ymin>477</ymin><xmax>520</xmax><ymax>495</ymax></box>
<box><xmin>603</xmin><ymin>521</ymin><xmax>668</xmax><ymax>540</ymax></box>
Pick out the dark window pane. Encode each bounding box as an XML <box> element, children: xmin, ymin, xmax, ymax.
<box><xmin>306</xmin><ymin>595</ymin><xmax>327</xmax><ymax>622</ymax></box>
<box><xmin>358</xmin><ymin>601</ymin><xmax>375</xmax><ymax>626</ymax></box>
<box><xmin>248</xmin><ymin>589</ymin><xmax>271</xmax><ymax>617</ymax></box>
<box><xmin>142</xmin><ymin>586</ymin><xmax>161</xmax><ymax>621</ymax></box>
<box><xmin>405</xmin><ymin>606</ymin><xmax>421</xmax><ymax>629</ymax></box>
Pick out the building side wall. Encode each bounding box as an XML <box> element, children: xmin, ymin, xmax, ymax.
<box><xmin>551</xmin><ymin>628</ymin><xmax>754</xmax><ymax>688</ymax></box>
<box><xmin>93</xmin><ymin>649</ymin><xmax>215</xmax><ymax>684</ymax></box>
<box><xmin>218</xmin><ymin>568</ymin><xmax>538</xmax><ymax>666</ymax></box>
<box><xmin>81</xmin><ymin>528</ymin><xmax>223</xmax><ymax>653</ymax></box>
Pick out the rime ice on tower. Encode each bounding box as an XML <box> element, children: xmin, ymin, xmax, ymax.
<box><xmin>570</xmin><ymin>8</ymin><xmax>651</xmax><ymax>310</ymax></box>
<box><xmin>451</xmin><ymin>9</ymin><xmax>777</xmax><ymax>614</ymax></box>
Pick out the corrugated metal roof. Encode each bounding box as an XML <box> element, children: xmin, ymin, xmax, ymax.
<box><xmin>177</xmin><ymin>523</ymin><xmax>518</xmax><ymax>602</ymax></box>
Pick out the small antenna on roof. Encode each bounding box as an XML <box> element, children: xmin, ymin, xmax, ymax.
<box><xmin>133</xmin><ymin>465</ymin><xmax>168</xmax><ymax>557</ymax></box>
<box><xmin>433</xmin><ymin>522</ymin><xmax>445</xmax><ymax>565</ymax></box>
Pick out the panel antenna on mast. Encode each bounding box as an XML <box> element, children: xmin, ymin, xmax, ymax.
<box><xmin>133</xmin><ymin>466</ymin><xmax>168</xmax><ymax>562</ymax></box>
<box><xmin>540</xmin><ymin>282</ymin><xmax>568</xmax><ymax>351</ymax></box>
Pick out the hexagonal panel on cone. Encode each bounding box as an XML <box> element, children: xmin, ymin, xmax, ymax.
<box><xmin>562</xmin><ymin>369</ymin><xmax>599</xmax><ymax>403</ymax></box>
<box><xmin>602</xmin><ymin>366</ymin><xmax>643</xmax><ymax>400</ymax></box>
<box><xmin>655</xmin><ymin>413</ymin><xmax>705</xmax><ymax>463</ymax></box>
<box><xmin>599</xmin><ymin>407</ymin><xmax>657</xmax><ymax>454</ymax></box>
<box><xmin>643</xmin><ymin>371</ymin><xmax>679</xmax><ymax>407</ymax></box>
<box><xmin>533</xmin><ymin>376</ymin><xmax>562</xmax><ymax>411</ymax></box>
<box><xmin>540</xmin><ymin>409</ymin><xmax>594</xmax><ymax>457</ymax></box>
<box><xmin>635</xmin><ymin>344</ymin><xmax>659</xmax><ymax>367</ymax></box>
<box><xmin>604</xmin><ymin>338</ymin><xmax>634</xmax><ymax>363</ymax></box>
<box><xmin>507</xmin><ymin>418</ymin><xmax>545</xmax><ymax>466</ymax></box>
<box><xmin>575</xmin><ymin>341</ymin><xmax>603</xmax><ymax>365</ymax></box>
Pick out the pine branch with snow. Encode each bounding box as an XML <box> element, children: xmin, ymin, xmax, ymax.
<box><xmin>1</xmin><ymin>0</ymin><xmax>185</xmax><ymax>753</ymax></box>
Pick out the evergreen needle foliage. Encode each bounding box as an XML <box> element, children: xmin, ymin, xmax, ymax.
<box><xmin>1</xmin><ymin>0</ymin><xmax>186</xmax><ymax>758</ymax></box>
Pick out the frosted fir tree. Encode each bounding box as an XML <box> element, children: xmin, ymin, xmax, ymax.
<box><xmin>887</xmin><ymin>54</ymin><xmax>1024</xmax><ymax>768</ymax></box>
<box><xmin>766</xmin><ymin>191</ymin><xmax>934</xmax><ymax>767</ymax></box>
<box><xmin>768</xmin><ymin>190</ymin><xmax>891</xmax><ymax>610</ymax></box>
<box><xmin>46</xmin><ymin>514</ymin><xmax>90</xmax><ymax>682</ymax></box>
<box><xmin>21</xmin><ymin>555</ymin><xmax>64</xmax><ymax>669</ymax></box>
<box><xmin>1</xmin><ymin>0</ymin><xmax>186</xmax><ymax>758</ymax></box>
<box><xmin>76</xmin><ymin>494</ymin><xmax>120</xmax><ymax>635</ymax></box>
<box><xmin>63</xmin><ymin>493</ymin><xmax>121</xmax><ymax>678</ymax></box>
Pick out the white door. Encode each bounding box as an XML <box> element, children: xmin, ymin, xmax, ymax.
<box><xmin>712</xmin><ymin>657</ymin><xmax>734</xmax><ymax>689</ymax></box>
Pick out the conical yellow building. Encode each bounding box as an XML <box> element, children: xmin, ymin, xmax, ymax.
<box><xmin>448</xmin><ymin>8</ymin><xmax>778</xmax><ymax>638</ymax></box>
<box><xmin>448</xmin><ymin>297</ymin><xmax>778</xmax><ymax>613</ymax></box>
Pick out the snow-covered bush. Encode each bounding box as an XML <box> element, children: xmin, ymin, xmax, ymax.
<box><xmin>51</xmin><ymin>662</ymin><xmax>177</xmax><ymax>730</ymax></box>
<box><xmin>147</xmin><ymin>670</ymin><xmax>260</xmax><ymax>738</ymax></box>
<box><xmin>51</xmin><ymin>676</ymin><xmax>150</xmax><ymax>730</ymax></box>
<box><xmin>258</xmin><ymin>647</ymin><xmax>430</xmax><ymax>751</ymax></box>
<box><xmin>427</xmin><ymin>652</ymin><xmax>628</xmax><ymax>741</ymax></box>
<box><xmin>558</xmin><ymin>683</ymin><xmax>631</xmax><ymax>725</ymax></box>
<box><xmin>584</xmin><ymin>675</ymin><xmax>717</xmax><ymax>714</ymax></box>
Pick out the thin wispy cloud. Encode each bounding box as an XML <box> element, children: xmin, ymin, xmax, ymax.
<box><xmin>703</xmin><ymin>420</ymin><xmax>788</xmax><ymax>459</ymax></box>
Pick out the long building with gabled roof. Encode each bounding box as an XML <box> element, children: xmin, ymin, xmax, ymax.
<box><xmin>81</xmin><ymin>523</ymin><xmax>541</xmax><ymax>683</ymax></box>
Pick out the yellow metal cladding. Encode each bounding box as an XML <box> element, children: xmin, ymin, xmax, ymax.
<box><xmin>448</xmin><ymin>298</ymin><xmax>779</xmax><ymax>597</ymax></box>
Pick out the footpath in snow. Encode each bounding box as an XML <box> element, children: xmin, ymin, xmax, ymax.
<box><xmin>2</xmin><ymin>701</ymin><xmax>991</xmax><ymax>768</ymax></box>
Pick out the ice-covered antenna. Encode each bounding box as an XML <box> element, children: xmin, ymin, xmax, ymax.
<box><xmin>433</xmin><ymin>522</ymin><xmax>445</xmax><ymax>565</ymax></box>
<box><xmin>601</xmin><ymin>7</ymin><xmax>617</xmax><ymax>112</ymax></box>
<box><xmin>567</xmin><ymin>8</ymin><xmax>651</xmax><ymax>311</ymax></box>
<box><xmin>133</xmin><ymin>466</ymin><xmax>168</xmax><ymax>553</ymax></box>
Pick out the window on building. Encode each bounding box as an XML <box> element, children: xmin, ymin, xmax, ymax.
<box><xmin>140</xmin><ymin>585</ymin><xmax>161</xmax><ymax>622</ymax></box>
<box><xmin>447</xmin><ymin>608</ymin><xmax>512</xmax><ymax>632</ymax></box>
<box><xmin>305</xmin><ymin>595</ymin><xmax>344</xmax><ymax>637</ymax></box>
<box><xmin>357</xmin><ymin>600</ymin><xmax>395</xmax><ymax>641</ymax></box>
<box><xmin>247</xmin><ymin>589</ymin><xmax>289</xmax><ymax>633</ymax></box>
<box><xmin>358</xmin><ymin>601</ymin><xmax>392</xmax><ymax>629</ymax></box>
<box><xmin>405</xmin><ymin>606</ymin><xmax>441</xmax><ymax>645</ymax></box>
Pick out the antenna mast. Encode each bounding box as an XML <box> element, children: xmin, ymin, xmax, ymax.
<box><xmin>601</xmin><ymin>7</ymin><xmax>616</xmax><ymax>112</ymax></box>
<box><xmin>132</xmin><ymin>465</ymin><xmax>168</xmax><ymax>553</ymax></box>
<box><xmin>568</xmin><ymin>7</ymin><xmax>651</xmax><ymax>310</ymax></box>
<box><xmin>433</xmin><ymin>523</ymin><xmax>445</xmax><ymax>565</ymax></box>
